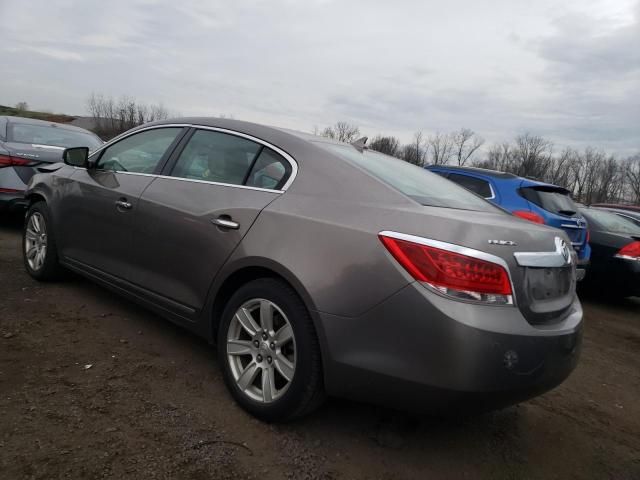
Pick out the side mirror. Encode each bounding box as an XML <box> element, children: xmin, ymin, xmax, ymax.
<box><xmin>63</xmin><ymin>147</ymin><xmax>90</xmax><ymax>168</ymax></box>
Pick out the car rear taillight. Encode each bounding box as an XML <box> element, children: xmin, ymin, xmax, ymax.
<box><xmin>379</xmin><ymin>233</ymin><xmax>513</xmax><ymax>305</ymax></box>
<box><xmin>615</xmin><ymin>241</ymin><xmax>640</xmax><ymax>261</ymax></box>
<box><xmin>0</xmin><ymin>154</ymin><xmax>36</xmax><ymax>167</ymax></box>
<box><xmin>513</xmin><ymin>210</ymin><xmax>545</xmax><ymax>224</ymax></box>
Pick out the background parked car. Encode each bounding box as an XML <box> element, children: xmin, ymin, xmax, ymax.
<box><xmin>578</xmin><ymin>206</ymin><xmax>640</xmax><ymax>298</ymax></box>
<box><xmin>0</xmin><ymin>116</ymin><xmax>102</xmax><ymax>211</ymax></box>
<box><xmin>591</xmin><ymin>204</ymin><xmax>640</xmax><ymax>227</ymax></box>
<box><xmin>427</xmin><ymin>165</ymin><xmax>590</xmax><ymax>278</ymax></box>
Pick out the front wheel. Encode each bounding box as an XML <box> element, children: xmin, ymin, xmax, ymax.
<box><xmin>23</xmin><ymin>202</ymin><xmax>63</xmax><ymax>281</ymax></box>
<box><xmin>218</xmin><ymin>278</ymin><xmax>324</xmax><ymax>422</ymax></box>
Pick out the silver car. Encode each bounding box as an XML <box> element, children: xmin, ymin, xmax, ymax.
<box><xmin>0</xmin><ymin>116</ymin><xmax>102</xmax><ymax>211</ymax></box>
<box><xmin>22</xmin><ymin>118</ymin><xmax>583</xmax><ymax>421</ymax></box>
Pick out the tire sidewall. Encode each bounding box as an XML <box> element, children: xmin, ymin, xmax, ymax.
<box><xmin>217</xmin><ymin>278</ymin><xmax>319</xmax><ymax>421</ymax></box>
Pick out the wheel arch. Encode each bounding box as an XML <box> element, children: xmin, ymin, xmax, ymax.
<box><xmin>205</xmin><ymin>257</ymin><xmax>329</xmax><ymax>375</ymax></box>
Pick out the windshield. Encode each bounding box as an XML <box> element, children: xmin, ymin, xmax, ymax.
<box><xmin>520</xmin><ymin>187</ymin><xmax>578</xmax><ymax>216</ymax></box>
<box><xmin>317</xmin><ymin>143</ymin><xmax>501</xmax><ymax>213</ymax></box>
<box><xmin>580</xmin><ymin>208</ymin><xmax>640</xmax><ymax>235</ymax></box>
<box><xmin>8</xmin><ymin>123</ymin><xmax>102</xmax><ymax>149</ymax></box>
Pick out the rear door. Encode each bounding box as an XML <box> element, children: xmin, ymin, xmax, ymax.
<box><xmin>57</xmin><ymin>127</ymin><xmax>185</xmax><ymax>281</ymax></box>
<box><xmin>132</xmin><ymin>127</ymin><xmax>293</xmax><ymax>315</ymax></box>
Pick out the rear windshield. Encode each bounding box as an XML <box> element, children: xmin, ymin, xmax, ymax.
<box><xmin>317</xmin><ymin>143</ymin><xmax>501</xmax><ymax>213</ymax></box>
<box><xmin>580</xmin><ymin>208</ymin><xmax>640</xmax><ymax>235</ymax></box>
<box><xmin>8</xmin><ymin>123</ymin><xmax>102</xmax><ymax>149</ymax></box>
<box><xmin>520</xmin><ymin>187</ymin><xmax>578</xmax><ymax>216</ymax></box>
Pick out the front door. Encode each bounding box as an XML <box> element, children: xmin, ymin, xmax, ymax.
<box><xmin>131</xmin><ymin>128</ymin><xmax>293</xmax><ymax>314</ymax></box>
<box><xmin>57</xmin><ymin>127</ymin><xmax>185</xmax><ymax>281</ymax></box>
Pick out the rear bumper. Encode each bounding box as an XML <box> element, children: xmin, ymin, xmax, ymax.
<box><xmin>320</xmin><ymin>283</ymin><xmax>582</xmax><ymax>413</ymax></box>
<box><xmin>0</xmin><ymin>191</ymin><xmax>28</xmax><ymax>212</ymax></box>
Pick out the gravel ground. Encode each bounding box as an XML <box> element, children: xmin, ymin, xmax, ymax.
<box><xmin>1</xmin><ymin>216</ymin><xmax>639</xmax><ymax>480</ymax></box>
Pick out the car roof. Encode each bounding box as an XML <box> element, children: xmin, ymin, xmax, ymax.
<box><xmin>134</xmin><ymin>117</ymin><xmax>359</xmax><ymax>161</ymax></box>
<box><xmin>1</xmin><ymin>115</ymin><xmax>98</xmax><ymax>135</ymax></box>
<box><xmin>426</xmin><ymin>164</ymin><xmax>570</xmax><ymax>192</ymax></box>
<box><xmin>591</xmin><ymin>203</ymin><xmax>640</xmax><ymax>212</ymax></box>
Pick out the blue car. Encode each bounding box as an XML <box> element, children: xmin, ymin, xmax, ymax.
<box><xmin>426</xmin><ymin>166</ymin><xmax>590</xmax><ymax>277</ymax></box>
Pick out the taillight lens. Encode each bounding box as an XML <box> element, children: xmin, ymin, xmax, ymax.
<box><xmin>513</xmin><ymin>210</ymin><xmax>545</xmax><ymax>224</ymax></box>
<box><xmin>379</xmin><ymin>234</ymin><xmax>513</xmax><ymax>305</ymax></box>
<box><xmin>0</xmin><ymin>154</ymin><xmax>35</xmax><ymax>167</ymax></box>
<box><xmin>616</xmin><ymin>241</ymin><xmax>640</xmax><ymax>260</ymax></box>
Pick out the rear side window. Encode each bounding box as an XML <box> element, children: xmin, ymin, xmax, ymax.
<box><xmin>447</xmin><ymin>173</ymin><xmax>493</xmax><ymax>198</ymax></box>
<box><xmin>246</xmin><ymin>148</ymin><xmax>291</xmax><ymax>190</ymax></box>
<box><xmin>317</xmin><ymin>143</ymin><xmax>501</xmax><ymax>213</ymax></box>
<box><xmin>520</xmin><ymin>187</ymin><xmax>578</xmax><ymax>216</ymax></box>
<box><xmin>171</xmin><ymin>130</ymin><xmax>261</xmax><ymax>185</ymax></box>
<box><xmin>171</xmin><ymin>129</ymin><xmax>291</xmax><ymax>190</ymax></box>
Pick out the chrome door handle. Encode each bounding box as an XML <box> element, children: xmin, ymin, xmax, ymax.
<box><xmin>115</xmin><ymin>200</ymin><xmax>132</xmax><ymax>210</ymax></box>
<box><xmin>211</xmin><ymin>217</ymin><xmax>240</xmax><ymax>229</ymax></box>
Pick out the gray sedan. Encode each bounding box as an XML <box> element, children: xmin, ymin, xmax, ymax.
<box><xmin>22</xmin><ymin>118</ymin><xmax>582</xmax><ymax>421</ymax></box>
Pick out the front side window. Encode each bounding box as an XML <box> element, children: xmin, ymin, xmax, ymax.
<box><xmin>317</xmin><ymin>143</ymin><xmax>501</xmax><ymax>213</ymax></box>
<box><xmin>447</xmin><ymin>173</ymin><xmax>493</xmax><ymax>198</ymax></box>
<box><xmin>97</xmin><ymin>128</ymin><xmax>182</xmax><ymax>173</ymax></box>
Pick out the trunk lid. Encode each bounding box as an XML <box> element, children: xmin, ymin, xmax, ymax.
<box><xmin>393</xmin><ymin>206</ymin><xmax>577</xmax><ymax>325</ymax></box>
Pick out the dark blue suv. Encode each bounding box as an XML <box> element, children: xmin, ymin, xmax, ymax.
<box><xmin>427</xmin><ymin>166</ymin><xmax>590</xmax><ymax>276</ymax></box>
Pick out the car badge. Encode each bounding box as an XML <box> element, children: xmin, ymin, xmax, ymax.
<box><xmin>488</xmin><ymin>240</ymin><xmax>517</xmax><ymax>246</ymax></box>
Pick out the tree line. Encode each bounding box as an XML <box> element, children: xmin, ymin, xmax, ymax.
<box><xmin>318</xmin><ymin>121</ymin><xmax>640</xmax><ymax>205</ymax></box>
<box><xmin>87</xmin><ymin>93</ymin><xmax>170</xmax><ymax>140</ymax></box>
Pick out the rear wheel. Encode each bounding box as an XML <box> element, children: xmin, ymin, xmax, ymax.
<box><xmin>23</xmin><ymin>202</ymin><xmax>63</xmax><ymax>281</ymax></box>
<box><xmin>218</xmin><ymin>278</ymin><xmax>324</xmax><ymax>422</ymax></box>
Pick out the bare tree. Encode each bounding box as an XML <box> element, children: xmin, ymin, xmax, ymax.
<box><xmin>321</xmin><ymin>121</ymin><xmax>360</xmax><ymax>143</ymax></box>
<box><xmin>427</xmin><ymin>132</ymin><xmax>453</xmax><ymax>165</ymax></box>
<box><xmin>626</xmin><ymin>154</ymin><xmax>640</xmax><ymax>204</ymax></box>
<box><xmin>452</xmin><ymin>128</ymin><xmax>484</xmax><ymax>166</ymax></box>
<box><xmin>512</xmin><ymin>133</ymin><xmax>553</xmax><ymax>179</ymax></box>
<box><xmin>86</xmin><ymin>93</ymin><xmax>170</xmax><ymax>139</ymax></box>
<box><xmin>369</xmin><ymin>135</ymin><xmax>400</xmax><ymax>157</ymax></box>
<box><xmin>15</xmin><ymin>101</ymin><xmax>29</xmax><ymax>112</ymax></box>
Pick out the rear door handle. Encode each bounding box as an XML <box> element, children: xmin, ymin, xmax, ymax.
<box><xmin>115</xmin><ymin>199</ymin><xmax>132</xmax><ymax>210</ymax></box>
<box><xmin>211</xmin><ymin>217</ymin><xmax>240</xmax><ymax>230</ymax></box>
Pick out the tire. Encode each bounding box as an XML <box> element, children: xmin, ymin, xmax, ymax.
<box><xmin>23</xmin><ymin>201</ymin><xmax>64</xmax><ymax>281</ymax></box>
<box><xmin>217</xmin><ymin>278</ymin><xmax>324</xmax><ymax>422</ymax></box>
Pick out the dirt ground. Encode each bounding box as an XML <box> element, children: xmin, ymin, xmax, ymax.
<box><xmin>1</xmin><ymin>216</ymin><xmax>639</xmax><ymax>480</ymax></box>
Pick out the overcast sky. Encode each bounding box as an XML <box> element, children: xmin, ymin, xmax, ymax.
<box><xmin>1</xmin><ymin>0</ymin><xmax>638</xmax><ymax>155</ymax></box>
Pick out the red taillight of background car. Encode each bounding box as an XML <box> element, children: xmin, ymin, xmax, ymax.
<box><xmin>0</xmin><ymin>154</ymin><xmax>35</xmax><ymax>167</ymax></box>
<box><xmin>615</xmin><ymin>241</ymin><xmax>640</xmax><ymax>260</ymax></box>
<box><xmin>379</xmin><ymin>234</ymin><xmax>513</xmax><ymax>303</ymax></box>
<box><xmin>512</xmin><ymin>210</ymin><xmax>545</xmax><ymax>224</ymax></box>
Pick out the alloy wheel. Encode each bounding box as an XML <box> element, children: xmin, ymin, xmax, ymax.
<box><xmin>25</xmin><ymin>212</ymin><xmax>48</xmax><ymax>271</ymax></box>
<box><xmin>226</xmin><ymin>298</ymin><xmax>296</xmax><ymax>403</ymax></box>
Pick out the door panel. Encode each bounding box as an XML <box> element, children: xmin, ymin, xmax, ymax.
<box><xmin>58</xmin><ymin>170</ymin><xmax>154</xmax><ymax>280</ymax></box>
<box><xmin>133</xmin><ymin>178</ymin><xmax>280</xmax><ymax>311</ymax></box>
<box><xmin>56</xmin><ymin>127</ymin><xmax>185</xmax><ymax>280</ymax></box>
